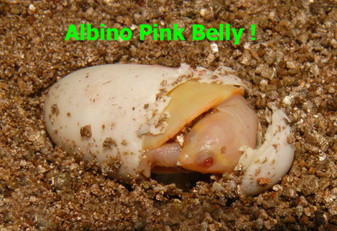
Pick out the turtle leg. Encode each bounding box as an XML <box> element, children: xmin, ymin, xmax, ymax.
<box><xmin>140</xmin><ymin>142</ymin><xmax>181</xmax><ymax>177</ymax></box>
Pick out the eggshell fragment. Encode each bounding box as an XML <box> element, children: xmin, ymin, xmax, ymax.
<box><xmin>236</xmin><ymin>106</ymin><xmax>295</xmax><ymax>195</ymax></box>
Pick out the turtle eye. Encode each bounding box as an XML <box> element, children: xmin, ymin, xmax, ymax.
<box><xmin>198</xmin><ymin>151</ymin><xmax>214</xmax><ymax>168</ymax></box>
<box><xmin>202</xmin><ymin>157</ymin><xmax>214</xmax><ymax>167</ymax></box>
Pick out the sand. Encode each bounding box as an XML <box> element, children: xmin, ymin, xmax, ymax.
<box><xmin>0</xmin><ymin>0</ymin><xmax>336</xmax><ymax>230</ymax></box>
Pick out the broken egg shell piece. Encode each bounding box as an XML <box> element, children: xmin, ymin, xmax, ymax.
<box><xmin>235</xmin><ymin>106</ymin><xmax>295</xmax><ymax>195</ymax></box>
<box><xmin>44</xmin><ymin>64</ymin><xmax>246</xmax><ymax>180</ymax></box>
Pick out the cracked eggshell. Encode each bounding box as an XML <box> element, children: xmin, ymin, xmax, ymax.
<box><xmin>236</xmin><ymin>106</ymin><xmax>295</xmax><ymax>195</ymax></box>
<box><xmin>44</xmin><ymin>64</ymin><xmax>245</xmax><ymax>180</ymax></box>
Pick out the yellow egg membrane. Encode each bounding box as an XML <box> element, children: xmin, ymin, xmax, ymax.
<box><xmin>143</xmin><ymin>81</ymin><xmax>244</xmax><ymax>150</ymax></box>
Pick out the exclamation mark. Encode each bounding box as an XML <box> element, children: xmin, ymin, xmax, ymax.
<box><xmin>251</xmin><ymin>24</ymin><xmax>256</xmax><ymax>41</ymax></box>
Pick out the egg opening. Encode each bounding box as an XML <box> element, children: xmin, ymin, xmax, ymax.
<box><xmin>140</xmin><ymin>86</ymin><xmax>258</xmax><ymax>177</ymax></box>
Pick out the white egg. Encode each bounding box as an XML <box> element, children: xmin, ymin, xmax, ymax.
<box><xmin>44</xmin><ymin>64</ymin><xmax>294</xmax><ymax>195</ymax></box>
